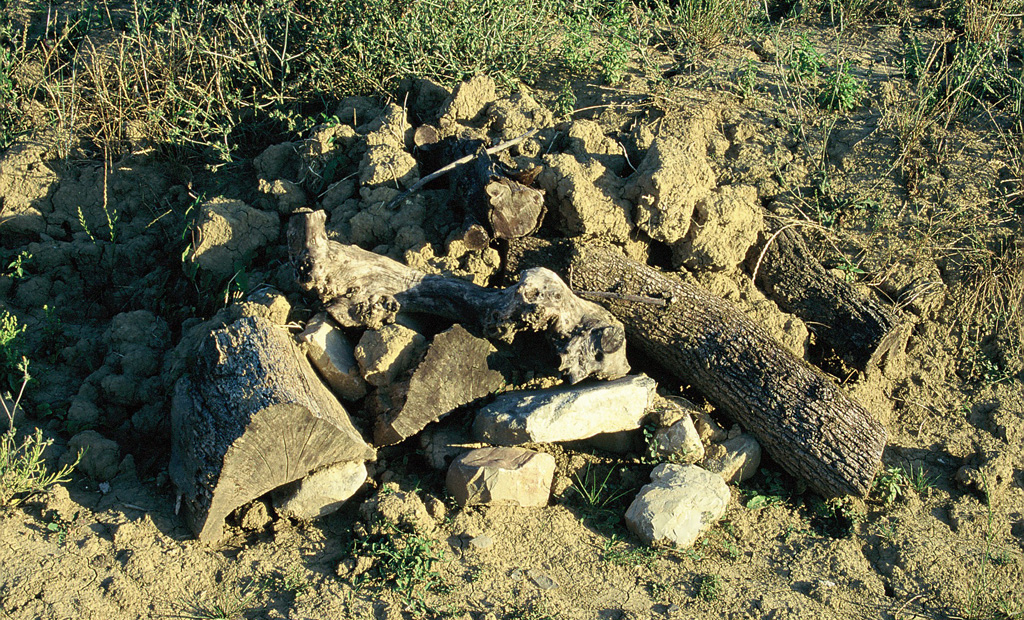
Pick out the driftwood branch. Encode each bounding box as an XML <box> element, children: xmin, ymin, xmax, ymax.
<box><xmin>288</xmin><ymin>210</ymin><xmax>629</xmax><ymax>383</ymax></box>
<box><xmin>565</xmin><ymin>243</ymin><xmax>887</xmax><ymax>497</ymax></box>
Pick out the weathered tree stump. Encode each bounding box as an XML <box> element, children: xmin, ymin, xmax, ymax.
<box><xmin>169</xmin><ymin>316</ymin><xmax>375</xmax><ymax>542</ymax></box>
<box><xmin>288</xmin><ymin>210</ymin><xmax>628</xmax><ymax>383</ymax></box>
<box><xmin>755</xmin><ymin>227</ymin><xmax>910</xmax><ymax>370</ymax></box>
<box><xmin>568</xmin><ymin>244</ymin><xmax>887</xmax><ymax>497</ymax></box>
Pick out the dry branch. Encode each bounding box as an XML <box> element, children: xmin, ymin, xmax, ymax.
<box><xmin>288</xmin><ymin>210</ymin><xmax>629</xmax><ymax>383</ymax></box>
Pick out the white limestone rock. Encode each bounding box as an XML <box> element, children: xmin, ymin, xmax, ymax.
<box><xmin>625</xmin><ymin>464</ymin><xmax>730</xmax><ymax>548</ymax></box>
<box><xmin>473</xmin><ymin>374</ymin><xmax>657</xmax><ymax>445</ymax></box>
<box><xmin>651</xmin><ymin>414</ymin><xmax>705</xmax><ymax>464</ymax></box>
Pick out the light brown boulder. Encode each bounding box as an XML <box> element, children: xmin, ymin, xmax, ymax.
<box><xmin>299</xmin><ymin>313</ymin><xmax>367</xmax><ymax>401</ymax></box>
<box><xmin>446</xmin><ymin>447</ymin><xmax>555</xmax><ymax>507</ymax></box>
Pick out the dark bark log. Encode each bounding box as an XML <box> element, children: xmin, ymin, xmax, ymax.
<box><xmin>169</xmin><ymin>316</ymin><xmax>375</xmax><ymax>542</ymax></box>
<box><xmin>288</xmin><ymin>211</ymin><xmax>629</xmax><ymax>383</ymax></box>
<box><xmin>569</xmin><ymin>244</ymin><xmax>886</xmax><ymax>497</ymax></box>
<box><xmin>755</xmin><ymin>227</ymin><xmax>910</xmax><ymax>370</ymax></box>
<box><xmin>373</xmin><ymin>324</ymin><xmax>508</xmax><ymax>446</ymax></box>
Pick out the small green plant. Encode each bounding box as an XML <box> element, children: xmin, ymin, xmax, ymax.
<box><xmin>0</xmin><ymin>310</ymin><xmax>27</xmax><ymax>391</ymax></box>
<box><xmin>835</xmin><ymin>256</ymin><xmax>866</xmax><ymax>282</ymax></box>
<box><xmin>789</xmin><ymin>35</ymin><xmax>823</xmax><ymax>84</ymax></box>
<box><xmin>46</xmin><ymin>510</ymin><xmax>80</xmax><ymax>546</ymax></box>
<box><xmin>570</xmin><ymin>464</ymin><xmax>629</xmax><ymax>533</ymax></box>
<box><xmin>816</xmin><ymin>61</ymin><xmax>863</xmax><ymax>111</ymax></box>
<box><xmin>602</xmin><ymin>535</ymin><xmax>661</xmax><ymax>568</ymax></box>
<box><xmin>2</xmin><ymin>251</ymin><xmax>31</xmax><ymax>280</ymax></box>
<box><xmin>1</xmin><ymin>361</ymin><xmax>79</xmax><ymax>508</ymax></box>
<box><xmin>349</xmin><ymin>518</ymin><xmax>445</xmax><ymax>612</ymax></box>
<box><xmin>873</xmin><ymin>466</ymin><xmax>913</xmax><ymax>505</ymax></box>
<box><xmin>737</xmin><ymin>59</ymin><xmax>758</xmax><ymax>99</ymax></box>
<box><xmin>696</xmin><ymin>573</ymin><xmax>722</xmax><ymax>601</ymax></box>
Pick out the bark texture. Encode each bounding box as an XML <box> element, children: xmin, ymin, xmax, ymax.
<box><xmin>169</xmin><ymin>316</ymin><xmax>375</xmax><ymax>542</ymax></box>
<box><xmin>569</xmin><ymin>244</ymin><xmax>886</xmax><ymax>497</ymax></box>
<box><xmin>756</xmin><ymin>227</ymin><xmax>910</xmax><ymax>370</ymax></box>
<box><xmin>289</xmin><ymin>210</ymin><xmax>628</xmax><ymax>383</ymax></box>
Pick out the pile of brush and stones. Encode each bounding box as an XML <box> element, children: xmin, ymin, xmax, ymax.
<box><xmin>58</xmin><ymin>74</ymin><xmax>890</xmax><ymax>550</ymax></box>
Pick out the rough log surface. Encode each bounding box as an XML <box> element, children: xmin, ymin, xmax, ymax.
<box><xmin>289</xmin><ymin>210</ymin><xmax>628</xmax><ymax>383</ymax></box>
<box><xmin>756</xmin><ymin>227</ymin><xmax>909</xmax><ymax>370</ymax></box>
<box><xmin>169</xmin><ymin>316</ymin><xmax>375</xmax><ymax>542</ymax></box>
<box><xmin>569</xmin><ymin>244</ymin><xmax>886</xmax><ymax>497</ymax></box>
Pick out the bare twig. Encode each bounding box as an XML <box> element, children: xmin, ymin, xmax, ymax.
<box><xmin>386</xmin><ymin>128</ymin><xmax>539</xmax><ymax>209</ymax></box>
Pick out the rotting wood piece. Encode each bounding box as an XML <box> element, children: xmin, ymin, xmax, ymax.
<box><xmin>754</xmin><ymin>226</ymin><xmax>910</xmax><ymax>371</ymax></box>
<box><xmin>288</xmin><ymin>210</ymin><xmax>628</xmax><ymax>383</ymax></box>
<box><xmin>169</xmin><ymin>315</ymin><xmax>375</xmax><ymax>542</ymax></box>
<box><xmin>449</xmin><ymin>140</ymin><xmax>545</xmax><ymax>249</ymax></box>
<box><xmin>373</xmin><ymin>324</ymin><xmax>508</xmax><ymax>446</ymax></box>
<box><xmin>568</xmin><ymin>244</ymin><xmax>886</xmax><ymax>497</ymax></box>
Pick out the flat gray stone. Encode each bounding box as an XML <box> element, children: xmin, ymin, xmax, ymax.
<box><xmin>446</xmin><ymin>447</ymin><xmax>555</xmax><ymax>507</ymax></box>
<box><xmin>473</xmin><ymin>374</ymin><xmax>656</xmax><ymax>445</ymax></box>
<box><xmin>272</xmin><ymin>461</ymin><xmax>367</xmax><ymax>520</ymax></box>
<box><xmin>625</xmin><ymin>464</ymin><xmax>729</xmax><ymax>549</ymax></box>
<box><xmin>298</xmin><ymin>313</ymin><xmax>367</xmax><ymax>401</ymax></box>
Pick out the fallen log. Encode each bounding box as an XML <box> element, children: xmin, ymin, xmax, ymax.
<box><xmin>568</xmin><ymin>244</ymin><xmax>886</xmax><ymax>497</ymax></box>
<box><xmin>288</xmin><ymin>210</ymin><xmax>629</xmax><ymax>383</ymax></box>
<box><xmin>169</xmin><ymin>316</ymin><xmax>375</xmax><ymax>542</ymax></box>
<box><xmin>754</xmin><ymin>226</ymin><xmax>910</xmax><ymax>370</ymax></box>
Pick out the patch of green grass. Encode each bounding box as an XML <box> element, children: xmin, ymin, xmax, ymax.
<box><xmin>696</xmin><ymin>573</ymin><xmax>722</xmax><ymax>601</ymax></box>
<box><xmin>964</xmin><ymin>473</ymin><xmax>1024</xmax><ymax>619</ymax></box>
<box><xmin>873</xmin><ymin>465</ymin><xmax>934</xmax><ymax>505</ymax></box>
<box><xmin>661</xmin><ymin>0</ymin><xmax>754</xmax><ymax>49</ymax></box>
<box><xmin>569</xmin><ymin>463</ymin><xmax>630</xmax><ymax>532</ymax></box>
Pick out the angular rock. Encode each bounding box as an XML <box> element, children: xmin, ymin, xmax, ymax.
<box><xmin>701</xmin><ymin>433</ymin><xmax>762</xmax><ymax>483</ymax></box>
<box><xmin>692</xmin><ymin>409</ymin><xmax>728</xmax><ymax>444</ymax></box>
<box><xmin>374</xmin><ymin>324</ymin><xmax>505</xmax><ymax>446</ymax></box>
<box><xmin>446</xmin><ymin>447</ymin><xmax>555</xmax><ymax>507</ymax></box>
<box><xmin>355</xmin><ymin>324</ymin><xmax>426</xmax><ymax>388</ymax></box>
<box><xmin>439</xmin><ymin>75</ymin><xmax>496</xmax><ymax>125</ymax></box>
<box><xmin>61</xmin><ymin>430</ymin><xmax>120</xmax><ymax>482</ymax></box>
<box><xmin>651</xmin><ymin>415</ymin><xmax>705</xmax><ymax>464</ymax></box>
<box><xmin>299</xmin><ymin>313</ymin><xmax>367</xmax><ymax>401</ymax></box>
<box><xmin>473</xmin><ymin>374</ymin><xmax>656</xmax><ymax>445</ymax></box>
<box><xmin>186</xmin><ymin>197</ymin><xmax>280</xmax><ymax>279</ymax></box>
<box><xmin>625</xmin><ymin>464</ymin><xmax>730</xmax><ymax>548</ymax></box>
<box><xmin>273</xmin><ymin>461</ymin><xmax>367</xmax><ymax>520</ymax></box>
<box><xmin>677</xmin><ymin>184</ymin><xmax>763</xmax><ymax>272</ymax></box>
